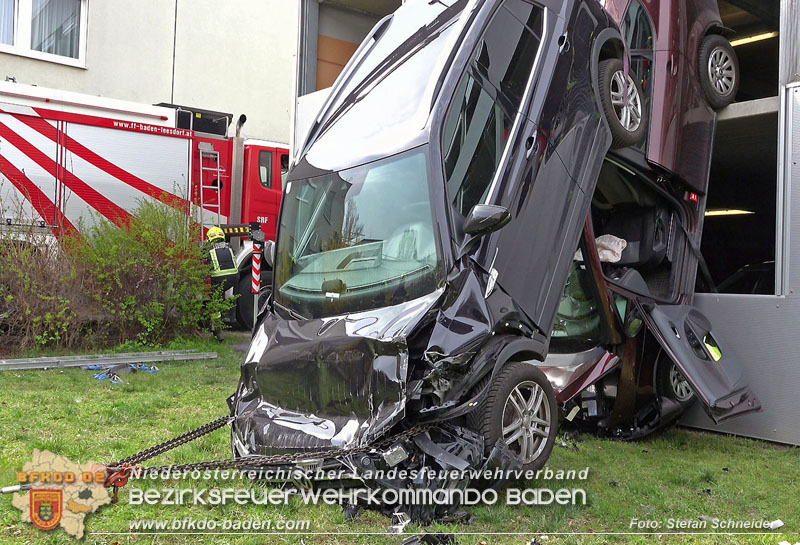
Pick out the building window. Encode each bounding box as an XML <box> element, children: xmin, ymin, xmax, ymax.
<box><xmin>31</xmin><ymin>0</ymin><xmax>80</xmax><ymax>58</ymax></box>
<box><xmin>0</xmin><ymin>0</ymin><xmax>87</xmax><ymax>66</ymax></box>
<box><xmin>0</xmin><ymin>0</ymin><xmax>14</xmax><ymax>45</ymax></box>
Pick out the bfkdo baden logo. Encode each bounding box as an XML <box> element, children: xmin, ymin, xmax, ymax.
<box><xmin>11</xmin><ymin>449</ymin><xmax>111</xmax><ymax>539</ymax></box>
<box><xmin>30</xmin><ymin>489</ymin><xmax>63</xmax><ymax>530</ymax></box>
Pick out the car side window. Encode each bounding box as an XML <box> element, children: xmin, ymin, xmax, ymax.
<box><xmin>443</xmin><ymin>0</ymin><xmax>545</xmax><ymax>218</ymax></box>
<box><xmin>474</xmin><ymin>0</ymin><xmax>544</xmax><ymax>116</ymax></box>
<box><xmin>444</xmin><ymin>76</ymin><xmax>513</xmax><ymax>216</ymax></box>
<box><xmin>259</xmin><ymin>151</ymin><xmax>273</xmax><ymax>189</ymax></box>
<box><xmin>623</xmin><ymin>0</ymin><xmax>654</xmax><ymax>104</ymax></box>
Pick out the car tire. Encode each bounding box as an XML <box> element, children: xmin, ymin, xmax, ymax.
<box><xmin>235</xmin><ymin>271</ymin><xmax>271</xmax><ymax>330</ymax></box>
<box><xmin>598</xmin><ymin>58</ymin><xmax>648</xmax><ymax>149</ymax></box>
<box><xmin>699</xmin><ymin>35</ymin><xmax>739</xmax><ymax>110</ymax></box>
<box><xmin>468</xmin><ymin>361</ymin><xmax>557</xmax><ymax>472</ymax></box>
<box><xmin>656</xmin><ymin>356</ymin><xmax>696</xmax><ymax>409</ymax></box>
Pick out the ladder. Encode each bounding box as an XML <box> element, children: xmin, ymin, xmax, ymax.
<box><xmin>197</xmin><ymin>142</ymin><xmax>222</xmax><ymax>229</ymax></box>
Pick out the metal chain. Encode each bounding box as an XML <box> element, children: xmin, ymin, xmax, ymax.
<box><xmin>107</xmin><ymin>415</ymin><xmax>432</xmax><ymax>474</ymax></box>
<box><xmin>108</xmin><ymin>415</ymin><xmax>233</xmax><ymax>468</ymax></box>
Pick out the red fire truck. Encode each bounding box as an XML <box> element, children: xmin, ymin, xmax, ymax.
<box><xmin>0</xmin><ymin>81</ymin><xmax>288</xmax><ymax>328</ymax></box>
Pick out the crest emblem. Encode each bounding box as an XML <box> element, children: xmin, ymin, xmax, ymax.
<box><xmin>30</xmin><ymin>489</ymin><xmax>62</xmax><ymax>531</ymax></box>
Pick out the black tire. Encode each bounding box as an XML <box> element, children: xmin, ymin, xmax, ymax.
<box><xmin>598</xmin><ymin>58</ymin><xmax>648</xmax><ymax>149</ymax></box>
<box><xmin>235</xmin><ymin>271</ymin><xmax>271</xmax><ymax>329</ymax></box>
<box><xmin>698</xmin><ymin>35</ymin><xmax>739</xmax><ymax>110</ymax></box>
<box><xmin>468</xmin><ymin>361</ymin><xmax>558</xmax><ymax>472</ymax></box>
<box><xmin>656</xmin><ymin>355</ymin><xmax>696</xmax><ymax>410</ymax></box>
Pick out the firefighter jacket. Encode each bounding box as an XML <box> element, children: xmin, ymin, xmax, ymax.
<box><xmin>207</xmin><ymin>242</ymin><xmax>238</xmax><ymax>279</ymax></box>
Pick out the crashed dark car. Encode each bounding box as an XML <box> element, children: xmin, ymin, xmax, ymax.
<box><xmin>229</xmin><ymin>0</ymin><xmax>759</xmax><ymax>516</ymax></box>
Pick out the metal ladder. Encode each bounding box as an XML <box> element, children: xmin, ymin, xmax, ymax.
<box><xmin>197</xmin><ymin>142</ymin><xmax>222</xmax><ymax>228</ymax></box>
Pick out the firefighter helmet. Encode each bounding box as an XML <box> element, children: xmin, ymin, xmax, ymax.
<box><xmin>206</xmin><ymin>226</ymin><xmax>225</xmax><ymax>242</ymax></box>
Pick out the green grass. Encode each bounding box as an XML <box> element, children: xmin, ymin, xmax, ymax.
<box><xmin>0</xmin><ymin>334</ymin><xmax>797</xmax><ymax>544</ymax></box>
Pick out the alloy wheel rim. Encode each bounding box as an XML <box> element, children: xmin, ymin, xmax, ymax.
<box><xmin>670</xmin><ymin>365</ymin><xmax>694</xmax><ymax>402</ymax></box>
<box><xmin>502</xmin><ymin>380</ymin><xmax>551</xmax><ymax>464</ymax></box>
<box><xmin>610</xmin><ymin>70</ymin><xmax>643</xmax><ymax>132</ymax></box>
<box><xmin>708</xmin><ymin>47</ymin><xmax>735</xmax><ymax>97</ymax></box>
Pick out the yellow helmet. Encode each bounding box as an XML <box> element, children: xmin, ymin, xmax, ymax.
<box><xmin>206</xmin><ymin>226</ymin><xmax>225</xmax><ymax>242</ymax></box>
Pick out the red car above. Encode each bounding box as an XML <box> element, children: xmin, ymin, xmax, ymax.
<box><xmin>604</xmin><ymin>0</ymin><xmax>739</xmax><ymax>192</ymax></box>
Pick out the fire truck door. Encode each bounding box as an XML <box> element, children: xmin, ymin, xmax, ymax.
<box><xmin>243</xmin><ymin>146</ymin><xmax>284</xmax><ymax>241</ymax></box>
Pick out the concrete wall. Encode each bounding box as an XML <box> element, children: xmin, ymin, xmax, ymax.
<box><xmin>0</xmin><ymin>0</ymin><xmax>297</xmax><ymax>142</ymax></box>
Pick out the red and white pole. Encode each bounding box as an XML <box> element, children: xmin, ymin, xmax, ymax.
<box><xmin>251</xmin><ymin>241</ymin><xmax>262</xmax><ymax>330</ymax></box>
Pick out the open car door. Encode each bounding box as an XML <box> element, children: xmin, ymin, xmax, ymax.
<box><xmin>635</xmin><ymin>300</ymin><xmax>761</xmax><ymax>423</ymax></box>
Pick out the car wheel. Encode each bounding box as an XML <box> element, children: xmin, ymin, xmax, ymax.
<box><xmin>468</xmin><ymin>361</ymin><xmax>557</xmax><ymax>472</ymax></box>
<box><xmin>656</xmin><ymin>357</ymin><xmax>696</xmax><ymax>409</ymax></box>
<box><xmin>235</xmin><ymin>271</ymin><xmax>271</xmax><ymax>329</ymax></box>
<box><xmin>699</xmin><ymin>35</ymin><xmax>739</xmax><ymax>110</ymax></box>
<box><xmin>598</xmin><ymin>58</ymin><xmax>648</xmax><ymax>149</ymax></box>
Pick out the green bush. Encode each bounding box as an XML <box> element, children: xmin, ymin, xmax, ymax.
<box><xmin>0</xmin><ymin>200</ymin><xmax>234</xmax><ymax>353</ymax></box>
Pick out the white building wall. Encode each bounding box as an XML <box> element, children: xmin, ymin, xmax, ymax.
<box><xmin>0</xmin><ymin>0</ymin><xmax>297</xmax><ymax>142</ymax></box>
<box><xmin>172</xmin><ymin>0</ymin><xmax>298</xmax><ymax>141</ymax></box>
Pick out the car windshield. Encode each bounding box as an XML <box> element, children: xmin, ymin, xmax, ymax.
<box><xmin>274</xmin><ymin>147</ymin><xmax>444</xmax><ymax>319</ymax></box>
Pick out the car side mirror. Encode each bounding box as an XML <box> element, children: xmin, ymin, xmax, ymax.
<box><xmin>463</xmin><ymin>204</ymin><xmax>511</xmax><ymax>237</ymax></box>
<box><xmin>263</xmin><ymin>240</ymin><xmax>275</xmax><ymax>268</ymax></box>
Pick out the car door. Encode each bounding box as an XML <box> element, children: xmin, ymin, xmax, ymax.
<box><xmin>467</xmin><ymin>0</ymin><xmax>612</xmax><ymax>337</ymax></box>
<box><xmin>241</xmin><ymin>145</ymin><xmax>284</xmax><ymax>241</ymax></box>
<box><xmin>632</xmin><ymin>298</ymin><xmax>761</xmax><ymax>422</ymax></box>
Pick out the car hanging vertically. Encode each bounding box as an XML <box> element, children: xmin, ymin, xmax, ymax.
<box><xmin>229</xmin><ymin>0</ymin><xmax>758</xmax><ymax>519</ymax></box>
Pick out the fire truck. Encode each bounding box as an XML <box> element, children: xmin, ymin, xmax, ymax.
<box><xmin>0</xmin><ymin>81</ymin><xmax>288</xmax><ymax>329</ymax></box>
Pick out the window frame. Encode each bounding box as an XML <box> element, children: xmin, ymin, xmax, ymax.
<box><xmin>258</xmin><ymin>150</ymin><xmax>274</xmax><ymax>189</ymax></box>
<box><xmin>622</xmin><ymin>0</ymin><xmax>655</xmax><ymax>95</ymax></box>
<box><xmin>0</xmin><ymin>0</ymin><xmax>88</xmax><ymax>68</ymax></box>
<box><xmin>439</xmin><ymin>0</ymin><xmax>547</xmax><ymax>220</ymax></box>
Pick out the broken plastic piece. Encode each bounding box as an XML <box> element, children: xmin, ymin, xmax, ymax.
<box><xmin>565</xmin><ymin>405</ymin><xmax>580</xmax><ymax>421</ymax></box>
<box><xmin>388</xmin><ymin>512</ymin><xmax>412</xmax><ymax>534</ymax></box>
<box><xmin>383</xmin><ymin>444</ymin><xmax>409</xmax><ymax>468</ymax></box>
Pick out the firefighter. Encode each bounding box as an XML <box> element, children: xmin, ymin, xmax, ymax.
<box><xmin>205</xmin><ymin>226</ymin><xmax>237</xmax><ymax>342</ymax></box>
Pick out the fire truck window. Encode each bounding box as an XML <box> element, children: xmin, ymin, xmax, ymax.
<box><xmin>699</xmin><ymin>111</ymin><xmax>778</xmax><ymax>295</ymax></box>
<box><xmin>280</xmin><ymin>154</ymin><xmax>290</xmax><ymax>187</ymax></box>
<box><xmin>259</xmin><ymin>151</ymin><xmax>273</xmax><ymax>189</ymax></box>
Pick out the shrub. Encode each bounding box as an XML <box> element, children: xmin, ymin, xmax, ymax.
<box><xmin>0</xmin><ymin>200</ymin><xmax>233</xmax><ymax>353</ymax></box>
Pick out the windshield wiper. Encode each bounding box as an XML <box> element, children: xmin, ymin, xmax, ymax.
<box><xmin>273</xmin><ymin>300</ymin><xmax>309</xmax><ymax>321</ymax></box>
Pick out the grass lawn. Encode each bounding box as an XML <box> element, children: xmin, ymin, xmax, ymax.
<box><xmin>0</xmin><ymin>334</ymin><xmax>797</xmax><ymax>545</ymax></box>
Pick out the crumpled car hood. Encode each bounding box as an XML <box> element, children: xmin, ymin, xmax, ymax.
<box><xmin>232</xmin><ymin>290</ymin><xmax>443</xmax><ymax>456</ymax></box>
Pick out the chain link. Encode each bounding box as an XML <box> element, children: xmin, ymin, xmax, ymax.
<box><xmin>107</xmin><ymin>415</ymin><xmax>432</xmax><ymax>475</ymax></box>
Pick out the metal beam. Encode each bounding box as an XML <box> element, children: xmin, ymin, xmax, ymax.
<box><xmin>297</xmin><ymin>0</ymin><xmax>320</xmax><ymax>97</ymax></box>
<box><xmin>0</xmin><ymin>350</ymin><xmax>217</xmax><ymax>371</ymax></box>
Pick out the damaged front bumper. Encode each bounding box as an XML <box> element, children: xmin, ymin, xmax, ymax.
<box><xmin>231</xmin><ymin>291</ymin><xmax>443</xmax><ymax>456</ymax></box>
